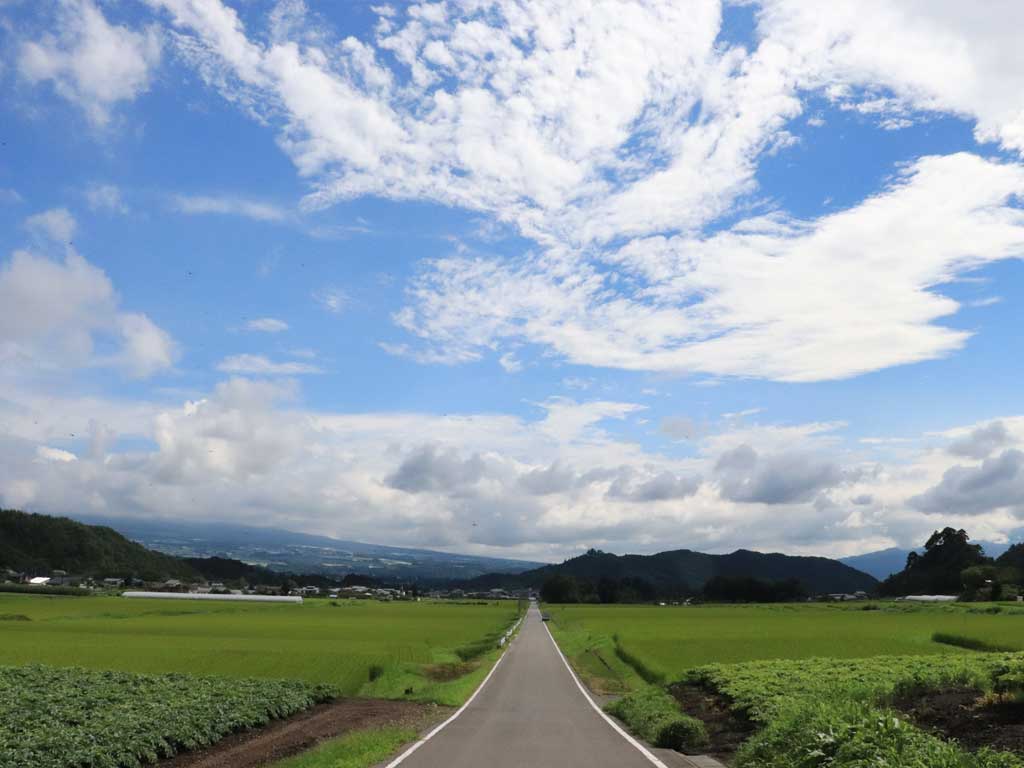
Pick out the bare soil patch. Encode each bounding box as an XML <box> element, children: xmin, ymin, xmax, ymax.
<box><xmin>159</xmin><ymin>698</ymin><xmax>448</xmax><ymax>768</ymax></box>
<box><xmin>423</xmin><ymin>661</ymin><xmax>478</xmax><ymax>681</ymax></box>
<box><xmin>669</xmin><ymin>683</ymin><xmax>755</xmax><ymax>764</ymax></box>
<box><xmin>893</xmin><ymin>686</ymin><xmax>1024</xmax><ymax>757</ymax></box>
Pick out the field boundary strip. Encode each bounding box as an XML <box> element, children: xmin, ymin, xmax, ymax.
<box><xmin>542</xmin><ymin>620</ymin><xmax>670</xmax><ymax>768</ymax></box>
<box><xmin>382</xmin><ymin>622</ymin><xmax>516</xmax><ymax>767</ymax></box>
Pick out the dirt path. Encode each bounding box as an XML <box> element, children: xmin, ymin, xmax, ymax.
<box><xmin>159</xmin><ymin>698</ymin><xmax>449</xmax><ymax>768</ymax></box>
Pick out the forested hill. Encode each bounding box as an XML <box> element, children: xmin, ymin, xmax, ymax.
<box><xmin>465</xmin><ymin>547</ymin><xmax>878</xmax><ymax>596</ymax></box>
<box><xmin>0</xmin><ymin>509</ymin><xmax>197</xmax><ymax>580</ymax></box>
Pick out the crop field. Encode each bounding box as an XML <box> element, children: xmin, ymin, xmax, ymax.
<box><xmin>0</xmin><ymin>664</ymin><xmax>333</xmax><ymax>768</ymax></box>
<box><xmin>547</xmin><ymin>601</ymin><xmax>1024</xmax><ymax>682</ymax></box>
<box><xmin>0</xmin><ymin>595</ymin><xmax>521</xmax><ymax>701</ymax></box>
<box><xmin>688</xmin><ymin>653</ymin><xmax>1024</xmax><ymax>767</ymax></box>
<box><xmin>547</xmin><ymin>602</ymin><xmax>1024</xmax><ymax>766</ymax></box>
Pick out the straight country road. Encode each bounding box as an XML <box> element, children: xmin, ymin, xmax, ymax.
<box><xmin>387</xmin><ymin>604</ymin><xmax>663</xmax><ymax>768</ymax></box>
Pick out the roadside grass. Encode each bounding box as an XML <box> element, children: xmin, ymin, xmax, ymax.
<box><xmin>267</xmin><ymin>726</ymin><xmax>418</xmax><ymax>768</ymax></box>
<box><xmin>360</xmin><ymin>647</ymin><xmax>503</xmax><ymax>706</ymax></box>
<box><xmin>546</xmin><ymin>607</ymin><xmax>706</xmax><ymax>752</ymax></box>
<box><xmin>605</xmin><ymin>686</ymin><xmax>708</xmax><ymax>751</ymax></box>
<box><xmin>544</xmin><ymin>613</ymin><xmax>644</xmax><ymax>694</ymax></box>
<box><xmin>0</xmin><ymin>594</ymin><xmax>520</xmax><ymax>697</ymax></box>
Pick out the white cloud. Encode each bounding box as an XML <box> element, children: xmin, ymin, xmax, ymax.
<box><xmin>757</xmin><ymin>0</ymin><xmax>1024</xmax><ymax>154</ymax></box>
<box><xmin>398</xmin><ymin>153</ymin><xmax>1024</xmax><ymax>381</ymax></box>
<box><xmin>244</xmin><ymin>317</ymin><xmax>289</xmax><ymax>333</ymax></box>
<box><xmin>147</xmin><ymin>0</ymin><xmax>752</xmax><ymax>245</ymax></box>
<box><xmin>141</xmin><ymin>0</ymin><xmax>1024</xmax><ymax>384</ymax></box>
<box><xmin>18</xmin><ymin>0</ymin><xmax>161</xmax><ymax>126</ymax></box>
<box><xmin>498</xmin><ymin>352</ymin><xmax>522</xmax><ymax>373</ymax></box>
<box><xmin>0</xmin><ymin>189</ymin><xmax>23</xmax><ymax>205</ymax></box>
<box><xmin>116</xmin><ymin>313</ymin><xmax>179</xmax><ymax>377</ymax></box>
<box><xmin>216</xmin><ymin>354</ymin><xmax>321</xmax><ymax>375</ymax></box>
<box><xmin>0</xmin><ymin>226</ymin><xmax>177</xmax><ymax>379</ymax></box>
<box><xmin>85</xmin><ymin>183</ymin><xmax>128</xmax><ymax>214</ymax></box>
<box><xmin>4</xmin><ymin>382</ymin><xmax>1024</xmax><ymax>560</ymax></box>
<box><xmin>173</xmin><ymin>194</ymin><xmax>289</xmax><ymax>222</ymax></box>
<box><xmin>313</xmin><ymin>287</ymin><xmax>348</xmax><ymax>314</ymax></box>
<box><xmin>36</xmin><ymin>446</ymin><xmax>77</xmax><ymax>463</ymax></box>
<box><xmin>25</xmin><ymin>208</ymin><xmax>77</xmax><ymax>242</ymax></box>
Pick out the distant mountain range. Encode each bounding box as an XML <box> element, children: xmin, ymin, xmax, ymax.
<box><xmin>465</xmin><ymin>547</ymin><xmax>878</xmax><ymax>596</ymax></box>
<box><xmin>70</xmin><ymin>515</ymin><xmax>545</xmax><ymax>581</ymax></box>
<box><xmin>840</xmin><ymin>541</ymin><xmax>1014</xmax><ymax>580</ymax></box>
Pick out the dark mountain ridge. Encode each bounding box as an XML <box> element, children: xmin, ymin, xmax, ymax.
<box><xmin>464</xmin><ymin>546</ymin><xmax>878</xmax><ymax>596</ymax></box>
<box><xmin>0</xmin><ymin>509</ymin><xmax>197</xmax><ymax>580</ymax></box>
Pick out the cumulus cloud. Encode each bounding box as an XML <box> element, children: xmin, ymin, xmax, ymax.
<box><xmin>909</xmin><ymin>449</ymin><xmax>1024</xmax><ymax>516</ymax></box>
<box><xmin>25</xmin><ymin>208</ymin><xmax>76</xmax><ymax>242</ymax></box>
<box><xmin>18</xmin><ymin>0</ymin><xmax>161</xmax><ymax>126</ymax></box>
<box><xmin>948</xmin><ymin>421</ymin><xmax>1011</xmax><ymax>460</ymax></box>
<box><xmin>386</xmin><ymin>445</ymin><xmax>488</xmax><ymax>494</ymax></box>
<box><xmin>607</xmin><ymin>469</ymin><xmax>701</xmax><ymax>502</ymax></box>
<box><xmin>0</xmin><ymin>229</ymin><xmax>177</xmax><ymax>379</ymax></box>
<box><xmin>2</xmin><ymin>377</ymin><xmax>1024</xmax><ymax>560</ymax></box>
<box><xmin>757</xmin><ymin>0</ymin><xmax>1024</xmax><ymax>154</ymax></box>
<box><xmin>116</xmin><ymin>313</ymin><xmax>179</xmax><ymax>378</ymax></box>
<box><xmin>715</xmin><ymin>444</ymin><xmax>845</xmax><ymax>505</ymax></box>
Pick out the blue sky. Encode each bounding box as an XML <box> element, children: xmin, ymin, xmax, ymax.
<box><xmin>2</xmin><ymin>0</ymin><xmax>1024</xmax><ymax>562</ymax></box>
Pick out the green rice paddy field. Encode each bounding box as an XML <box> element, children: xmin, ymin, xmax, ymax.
<box><xmin>0</xmin><ymin>594</ymin><xmax>522</xmax><ymax>768</ymax></box>
<box><xmin>0</xmin><ymin>594</ymin><xmax>520</xmax><ymax>700</ymax></box>
<box><xmin>547</xmin><ymin>601</ymin><xmax>1024</xmax><ymax>682</ymax></box>
<box><xmin>546</xmin><ymin>602</ymin><xmax>1024</xmax><ymax>768</ymax></box>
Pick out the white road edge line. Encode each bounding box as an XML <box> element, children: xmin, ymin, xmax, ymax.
<box><xmin>542</xmin><ymin>619</ymin><xmax>671</xmax><ymax>768</ymax></box>
<box><xmin>382</xmin><ymin>617</ymin><xmax>520</xmax><ymax>768</ymax></box>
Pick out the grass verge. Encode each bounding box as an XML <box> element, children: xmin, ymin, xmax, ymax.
<box><xmin>605</xmin><ymin>686</ymin><xmax>708</xmax><ymax>751</ymax></box>
<box><xmin>267</xmin><ymin>726</ymin><xmax>417</xmax><ymax>768</ymax></box>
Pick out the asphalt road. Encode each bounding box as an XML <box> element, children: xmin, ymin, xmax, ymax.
<box><xmin>389</xmin><ymin>605</ymin><xmax>661</xmax><ymax>768</ymax></box>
